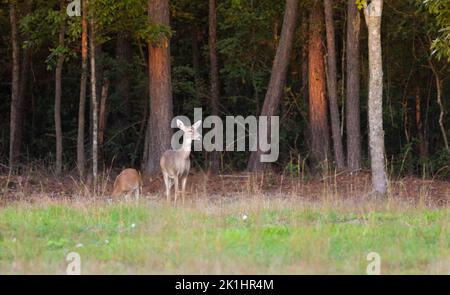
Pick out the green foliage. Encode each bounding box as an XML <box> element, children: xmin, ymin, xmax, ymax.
<box><xmin>355</xmin><ymin>0</ymin><xmax>367</xmax><ymax>10</ymax></box>
<box><xmin>423</xmin><ymin>0</ymin><xmax>450</xmax><ymax>61</ymax></box>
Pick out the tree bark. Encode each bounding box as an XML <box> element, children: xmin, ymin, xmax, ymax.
<box><xmin>55</xmin><ymin>3</ymin><xmax>66</xmax><ymax>176</ymax></box>
<box><xmin>9</xmin><ymin>2</ymin><xmax>20</xmax><ymax>169</ymax></box>
<box><xmin>308</xmin><ymin>1</ymin><xmax>330</xmax><ymax>167</ymax></box>
<box><xmin>247</xmin><ymin>0</ymin><xmax>299</xmax><ymax>171</ymax></box>
<box><xmin>145</xmin><ymin>0</ymin><xmax>174</xmax><ymax>174</ymax></box>
<box><xmin>364</xmin><ymin>0</ymin><xmax>387</xmax><ymax>195</ymax></box>
<box><xmin>77</xmin><ymin>0</ymin><xmax>88</xmax><ymax>178</ymax></box>
<box><xmin>324</xmin><ymin>0</ymin><xmax>345</xmax><ymax>170</ymax></box>
<box><xmin>89</xmin><ymin>11</ymin><xmax>98</xmax><ymax>188</ymax></box>
<box><xmin>346</xmin><ymin>0</ymin><xmax>362</xmax><ymax>171</ymax></box>
<box><xmin>209</xmin><ymin>0</ymin><xmax>220</xmax><ymax>173</ymax></box>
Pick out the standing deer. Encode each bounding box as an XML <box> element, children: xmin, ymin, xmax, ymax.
<box><xmin>111</xmin><ymin>168</ymin><xmax>143</xmax><ymax>201</ymax></box>
<box><xmin>160</xmin><ymin>119</ymin><xmax>202</xmax><ymax>204</ymax></box>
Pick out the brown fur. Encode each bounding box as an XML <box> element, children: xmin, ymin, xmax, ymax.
<box><xmin>111</xmin><ymin>168</ymin><xmax>143</xmax><ymax>199</ymax></box>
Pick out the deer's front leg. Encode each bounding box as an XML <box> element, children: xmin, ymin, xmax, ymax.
<box><xmin>163</xmin><ymin>173</ymin><xmax>171</xmax><ymax>203</ymax></box>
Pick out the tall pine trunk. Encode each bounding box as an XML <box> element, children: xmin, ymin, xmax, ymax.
<box><xmin>55</xmin><ymin>3</ymin><xmax>66</xmax><ymax>176</ymax></box>
<box><xmin>208</xmin><ymin>0</ymin><xmax>220</xmax><ymax>173</ymax></box>
<box><xmin>364</xmin><ymin>0</ymin><xmax>387</xmax><ymax>195</ymax></box>
<box><xmin>77</xmin><ymin>0</ymin><xmax>88</xmax><ymax>178</ymax></box>
<box><xmin>247</xmin><ymin>0</ymin><xmax>299</xmax><ymax>171</ymax></box>
<box><xmin>346</xmin><ymin>0</ymin><xmax>362</xmax><ymax>171</ymax></box>
<box><xmin>324</xmin><ymin>0</ymin><xmax>345</xmax><ymax>169</ymax></box>
<box><xmin>9</xmin><ymin>2</ymin><xmax>20</xmax><ymax>169</ymax></box>
<box><xmin>308</xmin><ymin>1</ymin><xmax>330</xmax><ymax>167</ymax></box>
<box><xmin>145</xmin><ymin>0</ymin><xmax>173</xmax><ymax>174</ymax></box>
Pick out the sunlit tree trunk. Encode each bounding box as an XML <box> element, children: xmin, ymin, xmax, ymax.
<box><xmin>55</xmin><ymin>2</ymin><xmax>66</xmax><ymax>176</ymax></box>
<box><xmin>145</xmin><ymin>0</ymin><xmax>173</xmax><ymax>174</ymax></box>
<box><xmin>209</xmin><ymin>0</ymin><xmax>220</xmax><ymax>173</ymax></box>
<box><xmin>247</xmin><ymin>0</ymin><xmax>299</xmax><ymax>171</ymax></box>
<box><xmin>98</xmin><ymin>77</ymin><xmax>109</xmax><ymax>165</ymax></box>
<box><xmin>77</xmin><ymin>0</ymin><xmax>88</xmax><ymax>178</ymax></box>
<box><xmin>308</xmin><ymin>1</ymin><xmax>330</xmax><ymax>167</ymax></box>
<box><xmin>324</xmin><ymin>0</ymin><xmax>345</xmax><ymax>170</ymax></box>
<box><xmin>346</xmin><ymin>0</ymin><xmax>362</xmax><ymax>171</ymax></box>
<box><xmin>364</xmin><ymin>0</ymin><xmax>387</xmax><ymax>195</ymax></box>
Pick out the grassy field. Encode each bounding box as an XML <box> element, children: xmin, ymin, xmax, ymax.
<box><xmin>0</xmin><ymin>195</ymin><xmax>448</xmax><ymax>274</ymax></box>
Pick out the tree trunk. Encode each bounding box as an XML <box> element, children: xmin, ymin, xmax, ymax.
<box><xmin>116</xmin><ymin>33</ymin><xmax>132</xmax><ymax>118</ymax></box>
<box><xmin>89</xmin><ymin>12</ymin><xmax>98</xmax><ymax>188</ymax></box>
<box><xmin>346</xmin><ymin>0</ymin><xmax>362</xmax><ymax>171</ymax></box>
<box><xmin>247</xmin><ymin>0</ymin><xmax>299</xmax><ymax>171</ymax></box>
<box><xmin>308</xmin><ymin>1</ymin><xmax>330</xmax><ymax>167</ymax></box>
<box><xmin>300</xmin><ymin>16</ymin><xmax>309</xmax><ymax>101</ymax></box>
<box><xmin>98</xmin><ymin>77</ymin><xmax>110</xmax><ymax>165</ymax></box>
<box><xmin>77</xmin><ymin>0</ymin><xmax>88</xmax><ymax>178</ymax></box>
<box><xmin>9</xmin><ymin>2</ymin><xmax>20</xmax><ymax>169</ymax></box>
<box><xmin>324</xmin><ymin>0</ymin><xmax>345</xmax><ymax>170</ymax></box>
<box><xmin>55</xmin><ymin>4</ymin><xmax>66</xmax><ymax>176</ymax></box>
<box><xmin>192</xmin><ymin>26</ymin><xmax>201</xmax><ymax>92</ymax></box>
<box><xmin>145</xmin><ymin>0</ymin><xmax>174</xmax><ymax>174</ymax></box>
<box><xmin>209</xmin><ymin>0</ymin><xmax>220</xmax><ymax>173</ymax></box>
<box><xmin>428</xmin><ymin>60</ymin><xmax>449</xmax><ymax>153</ymax></box>
<box><xmin>414</xmin><ymin>87</ymin><xmax>428</xmax><ymax>158</ymax></box>
<box><xmin>364</xmin><ymin>0</ymin><xmax>387</xmax><ymax>195</ymax></box>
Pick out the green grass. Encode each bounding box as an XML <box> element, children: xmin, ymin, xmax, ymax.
<box><xmin>0</xmin><ymin>198</ymin><xmax>448</xmax><ymax>274</ymax></box>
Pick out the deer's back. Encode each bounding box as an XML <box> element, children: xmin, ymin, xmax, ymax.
<box><xmin>111</xmin><ymin>168</ymin><xmax>142</xmax><ymax>197</ymax></box>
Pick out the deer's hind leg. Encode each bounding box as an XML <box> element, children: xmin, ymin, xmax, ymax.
<box><xmin>173</xmin><ymin>177</ymin><xmax>179</xmax><ymax>206</ymax></box>
<box><xmin>133</xmin><ymin>185</ymin><xmax>140</xmax><ymax>201</ymax></box>
<box><xmin>181</xmin><ymin>176</ymin><xmax>188</xmax><ymax>204</ymax></box>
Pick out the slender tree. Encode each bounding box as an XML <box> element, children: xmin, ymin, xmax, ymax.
<box><xmin>98</xmin><ymin>77</ymin><xmax>110</xmax><ymax>164</ymax></box>
<box><xmin>364</xmin><ymin>0</ymin><xmax>387</xmax><ymax>195</ymax></box>
<box><xmin>324</xmin><ymin>0</ymin><xmax>345</xmax><ymax>169</ymax></box>
<box><xmin>247</xmin><ymin>0</ymin><xmax>299</xmax><ymax>171</ymax></box>
<box><xmin>428</xmin><ymin>57</ymin><xmax>449</xmax><ymax>153</ymax></box>
<box><xmin>9</xmin><ymin>2</ymin><xmax>20</xmax><ymax>169</ymax></box>
<box><xmin>77</xmin><ymin>0</ymin><xmax>88</xmax><ymax>178</ymax></box>
<box><xmin>346</xmin><ymin>0</ymin><xmax>362</xmax><ymax>171</ymax></box>
<box><xmin>89</xmin><ymin>9</ymin><xmax>98</xmax><ymax>187</ymax></box>
<box><xmin>414</xmin><ymin>86</ymin><xmax>428</xmax><ymax>158</ymax></box>
<box><xmin>145</xmin><ymin>0</ymin><xmax>174</xmax><ymax>174</ymax></box>
<box><xmin>308</xmin><ymin>1</ymin><xmax>330</xmax><ymax>167</ymax></box>
<box><xmin>208</xmin><ymin>0</ymin><xmax>220</xmax><ymax>173</ymax></box>
<box><xmin>55</xmin><ymin>2</ymin><xmax>66</xmax><ymax>176</ymax></box>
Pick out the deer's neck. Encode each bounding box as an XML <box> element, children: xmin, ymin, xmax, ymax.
<box><xmin>178</xmin><ymin>137</ymin><xmax>192</xmax><ymax>159</ymax></box>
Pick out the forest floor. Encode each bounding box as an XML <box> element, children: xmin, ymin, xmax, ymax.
<box><xmin>0</xmin><ymin>171</ymin><xmax>448</xmax><ymax>274</ymax></box>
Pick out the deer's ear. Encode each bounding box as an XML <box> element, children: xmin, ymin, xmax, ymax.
<box><xmin>192</xmin><ymin>120</ymin><xmax>202</xmax><ymax>130</ymax></box>
<box><xmin>176</xmin><ymin>119</ymin><xmax>185</xmax><ymax>130</ymax></box>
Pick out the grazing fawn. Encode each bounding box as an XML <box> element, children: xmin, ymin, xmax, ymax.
<box><xmin>160</xmin><ymin>119</ymin><xmax>202</xmax><ymax>204</ymax></box>
<box><xmin>111</xmin><ymin>168</ymin><xmax>143</xmax><ymax>200</ymax></box>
